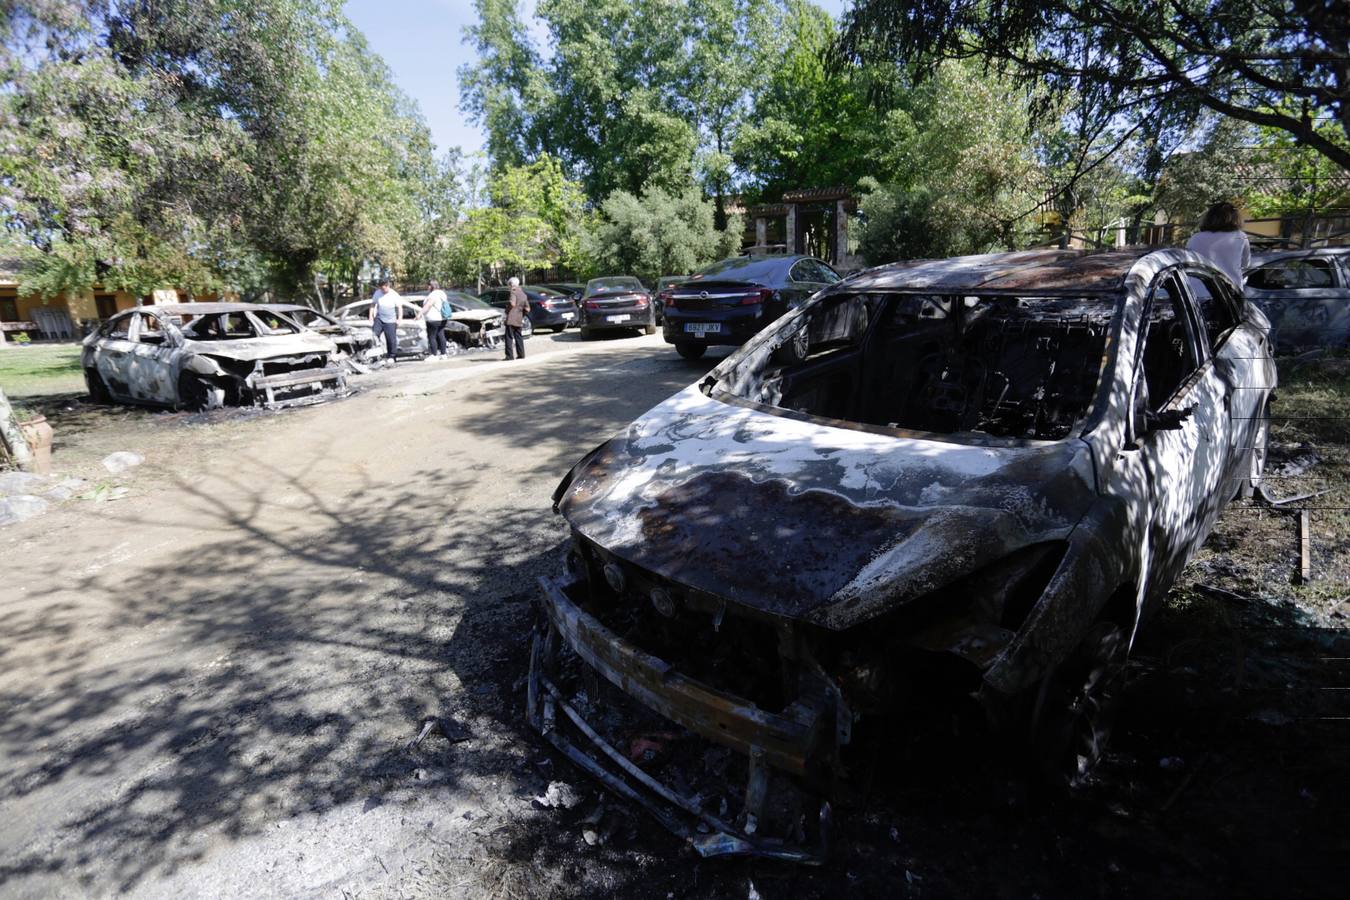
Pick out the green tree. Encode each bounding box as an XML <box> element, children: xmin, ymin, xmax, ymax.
<box><xmin>836</xmin><ymin>0</ymin><xmax>1350</xmax><ymax>172</ymax></box>
<box><xmin>854</xmin><ymin>61</ymin><xmax>1042</xmax><ymax>262</ymax></box>
<box><xmin>585</xmin><ymin>185</ymin><xmax>741</xmax><ymax>282</ymax></box>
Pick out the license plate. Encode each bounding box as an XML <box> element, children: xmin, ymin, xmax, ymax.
<box><xmin>606</xmin><ymin>314</ymin><xmax>631</xmax><ymax>323</ymax></box>
<box><xmin>685</xmin><ymin>322</ymin><xmax>721</xmax><ymax>334</ymax></box>
<box><xmin>562</xmin><ymin>313</ymin><xmax>575</xmax><ymax>319</ymax></box>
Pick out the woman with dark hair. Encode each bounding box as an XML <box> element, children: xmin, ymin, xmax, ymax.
<box><xmin>1185</xmin><ymin>201</ymin><xmax>1251</xmax><ymax>289</ymax></box>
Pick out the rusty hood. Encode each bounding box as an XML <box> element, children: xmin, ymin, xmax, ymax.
<box><xmin>558</xmin><ymin>385</ymin><xmax>1097</xmax><ymax>630</ymax></box>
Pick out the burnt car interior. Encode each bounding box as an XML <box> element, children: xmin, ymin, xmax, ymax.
<box><xmin>723</xmin><ymin>291</ymin><xmax>1119</xmax><ymax>440</ymax></box>
<box><xmin>184</xmin><ymin>311</ymin><xmax>300</xmax><ymax>341</ymax></box>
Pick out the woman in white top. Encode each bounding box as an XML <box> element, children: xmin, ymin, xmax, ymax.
<box><xmin>421</xmin><ymin>280</ymin><xmax>449</xmax><ymax>358</ymax></box>
<box><xmin>369</xmin><ymin>280</ymin><xmax>403</xmax><ymax>364</ymax></box>
<box><xmin>1185</xmin><ymin>201</ymin><xmax>1251</xmax><ymax>289</ymax></box>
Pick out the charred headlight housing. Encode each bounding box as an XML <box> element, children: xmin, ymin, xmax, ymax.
<box><xmin>823</xmin><ymin>542</ymin><xmax>1069</xmax><ymax>711</ymax></box>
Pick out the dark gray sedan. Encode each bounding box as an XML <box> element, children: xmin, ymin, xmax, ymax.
<box><xmin>1245</xmin><ymin>248</ymin><xmax>1350</xmax><ymax>352</ymax></box>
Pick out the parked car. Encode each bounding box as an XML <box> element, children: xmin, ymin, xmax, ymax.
<box><xmin>478</xmin><ymin>285</ymin><xmax>575</xmax><ymax>332</ymax></box>
<box><xmin>652</xmin><ymin>275</ymin><xmax>691</xmax><ymax>324</ymax></box>
<box><xmin>577</xmin><ymin>276</ymin><xmax>657</xmax><ymax>339</ymax></box>
<box><xmin>332</xmin><ymin>297</ymin><xmax>442</xmax><ymax>358</ymax></box>
<box><xmin>660</xmin><ymin>254</ymin><xmax>840</xmax><ymax>360</ymax></box>
<box><xmin>530</xmin><ymin>248</ymin><xmax>1274</xmax><ymax>861</ymax></box>
<box><xmin>537</xmin><ymin>282</ymin><xmax>587</xmax><ymax>305</ymax></box>
<box><xmin>260</xmin><ymin>304</ymin><xmax>373</xmax><ymax>359</ymax></box>
<box><xmin>83</xmin><ymin>303</ymin><xmax>348</xmax><ymax>410</ymax></box>
<box><xmin>1245</xmin><ymin>248</ymin><xmax>1350</xmax><ymax>352</ymax></box>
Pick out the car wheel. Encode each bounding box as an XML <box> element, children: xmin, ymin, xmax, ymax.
<box><xmin>177</xmin><ymin>372</ymin><xmax>225</xmax><ymax>412</ymax></box>
<box><xmin>1240</xmin><ymin>401</ymin><xmax>1270</xmax><ymax>500</ymax></box>
<box><xmin>579</xmin><ymin>326</ymin><xmax>593</xmax><ymax>341</ymax></box>
<box><xmin>674</xmin><ymin>342</ymin><xmax>706</xmax><ymax>360</ymax></box>
<box><xmin>643</xmin><ymin>317</ymin><xmax>657</xmax><ymax>336</ymax></box>
<box><xmin>522</xmin><ymin>318</ymin><xmax>534</xmax><ymax>337</ymax></box>
<box><xmin>85</xmin><ymin>368</ymin><xmax>112</xmax><ymax>403</ymax></box>
<box><xmin>1030</xmin><ymin>620</ymin><xmax>1128</xmax><ymax>791</ymax></box>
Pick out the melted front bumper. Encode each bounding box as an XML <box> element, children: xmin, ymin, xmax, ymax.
<box><xmin>527</xmin><ymin>574</ymin><xmax>837</xmax><ymax>863</ymax></box>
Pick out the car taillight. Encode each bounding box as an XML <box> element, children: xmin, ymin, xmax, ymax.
<box><xmin>659</xmin><ymin>290</ymin><xmax>675</xmax><ymax>308</ymax></box>
<box><xmin>741</xmin><ymin>288</ymin><xmax>773</xmax><ymax>305</ymax></box>
<box><xmin>634</xmin><ymin>294</ymin><xmax>649</xmax><ymax>308</ymax></box>
<box><xmin>585</xmin><ymin>300</ymin><xmax>599</xmax><ymax>310</ymax></box>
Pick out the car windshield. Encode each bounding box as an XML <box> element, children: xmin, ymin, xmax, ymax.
<box><xmin>585</xmin><ymin>277</ymin><xmax>643</xmax><ymax>297</ymax></box>
<box><xmin>720</xmin><ymin>291</ymin><xmax>1120</xmax><ymax>442</ymax></box>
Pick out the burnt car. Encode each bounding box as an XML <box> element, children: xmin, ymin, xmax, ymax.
<box><xmin>443</xmin><ymin>291</ymin><xmax>507</xmax><ymax>348</ymax></box>
<box><xmin>478</xmin><ymin>285</ymin><xmax>574</xmax><ymax>332</ymax></box>
<box><xmin>1245</xmin><ymin>248</ymin><xmax>1350</xmax><ymax>352</ymax></box>
<box><xmin>260</xmin><ymin>304</ymin><xmax>373</xmax><ymax>359</ymax></box>
<box><xmin>83</xmin><ymin>303</ymin><xmax>347</xmax><ymax>410</ymax></box>
<box><xmin>577</xmin><ymin>276</ymin><xmax>657</xmax><ymax>338</ymax></box>
<box><xmin>530</xmin><ymin>249</ymin><xmax>1275</xmax><ymax>861</ymax></box>
<box><xmin>332</xmin><ymin>297</ymin><xmax>447</xmax><ymax>359</ymax></box>
<box><xmin>660</xmin><ymin>254</ymin><xmax>840</xmax><ymax>360</ymax></box>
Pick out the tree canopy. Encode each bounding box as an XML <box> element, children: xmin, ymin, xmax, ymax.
<box><xmin>836</xmin><ymin>0</ymin><xmax>1350</xmax><ymax>172</ymax></box>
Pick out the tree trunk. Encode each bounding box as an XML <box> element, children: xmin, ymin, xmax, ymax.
<box><xmin>0</xmin><ymin>386</ymin><xmax>35</xmax><ymax>471</ymax></box>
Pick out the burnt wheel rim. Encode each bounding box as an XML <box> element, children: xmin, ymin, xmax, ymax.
<box><xmin>1037</xmin><ymin>622</ymin><xmax>1127</xmax><ymax>788</ymax></box>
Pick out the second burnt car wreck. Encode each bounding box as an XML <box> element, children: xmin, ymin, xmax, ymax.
<box><xmin>83</xmin><ymin>303</ymin><xmax>349</xmax><ymax>411</ymax></box>
<box><xmin>529</xmin><ymin>249</ymin><xmax>1277</xmax><ymax>861</ymax></box>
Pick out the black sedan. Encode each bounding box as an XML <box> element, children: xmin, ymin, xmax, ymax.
<box><xmin>660</xmin><ymin>254</ymin><xmax>841</xmax><ymax>359</ymax></box>
<box><xmin>577</xmin><ymin>277</ymin><xmax>657</xmax><ymax>339</ymax></box>
<box><xmin>537</xmin><ymin>282</ymin><xmax>587</xmax><ymax>304</ymax></box>
<box><xmin>478</xmin><ymin>285</ymin><xmax>578</xmax><ymax>332</ymax></box>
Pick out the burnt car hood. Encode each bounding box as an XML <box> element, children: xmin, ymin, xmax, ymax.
<box><xmin>558</xmin><ymin>386</ymin><xmax>1097</xmax><ymax>630</ymax></box>
<box><xmin>181</xmin><ymin>331</ymin><xmax>335</xmax><ymax>362</ymax></box>
<box><xmin>452</xmin><ymin>310</ymin><xmax>503</xmax><ymax>325</ymax></box>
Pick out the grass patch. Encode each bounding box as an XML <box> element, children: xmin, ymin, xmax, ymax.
<box><xmin>0</xmin><ymin>343</ymin><xmax>84</xmax><ymax>402</ymax></box>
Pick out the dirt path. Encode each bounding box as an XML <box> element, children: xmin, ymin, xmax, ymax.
<box><xmin>0</xmin><ymin>333</ymin><xmax>718</xmax><ymax>898</ymax></box>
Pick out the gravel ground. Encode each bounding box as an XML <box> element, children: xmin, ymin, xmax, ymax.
<box><xmin>0</xmin><ymin>333</ymin><xmax>1346</xmax><ymax>899</ymax></box>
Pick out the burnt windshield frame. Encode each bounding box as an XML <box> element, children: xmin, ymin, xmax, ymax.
<box><xmin>712</xmin><ymin>287</ymin><xmax>1128</xmax><ymax>446</ymax></box>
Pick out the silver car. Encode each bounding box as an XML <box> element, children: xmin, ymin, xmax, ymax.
<box><xmin>530</xmin><ymin>248</ymin><xmax>1275</xmax><ymax>860</ymax></box>
<box><xmin>83</xmin><ymin>303</ymin><xmax>347</xmax><ymax>410</ymax></box>
<box><xmin>1245</xmin><ymin>248</ymin><xmax>1350</xmax><ymax>352</ymax></box>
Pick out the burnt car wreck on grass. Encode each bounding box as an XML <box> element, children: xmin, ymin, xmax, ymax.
<box><xmin>529</xmin><ymin>249</ymin><xmax>1277</xmax><ymax>862</ymax></box>
<box><xmin>83</xmin><ymin>303</ymin><xmax>348</xmax><ymax>411</ymax></box>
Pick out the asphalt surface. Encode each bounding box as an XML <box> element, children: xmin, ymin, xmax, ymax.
<box><xmin>0</xmin><ymin>331</ymin><xmax>722</xmax><ymax>898</ymax></box>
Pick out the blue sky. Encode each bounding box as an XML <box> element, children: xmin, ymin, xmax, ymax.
<box><xmin>343</xmin><ymin>0</ymin><xmax>850</xmax><ymax>159</ymax></box>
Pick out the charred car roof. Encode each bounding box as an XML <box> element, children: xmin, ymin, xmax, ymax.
<box><xmin>841</xmin><ymin>248</ymin><xmax>1173</xmax><ymax>295</ymax></box>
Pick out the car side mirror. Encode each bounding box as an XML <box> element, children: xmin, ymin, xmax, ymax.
<box><xmin>1144</xmin><ymin>405</ymin><xmax>1194</xmax><ymax>433</ymax></box>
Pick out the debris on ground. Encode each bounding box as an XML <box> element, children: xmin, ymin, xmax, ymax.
<box><xmin>0</xmin><ymin>471</ymin><xmax>91</xmax><ymax>526</ymax></box>
<box><xmin>533</xmin><ymin>780</ymin><xmax>583</xmax><ymax>810</ymax></box>
<box><xmin>101</xmin><ymin>451</ymin><xmax>145</xmax><ymax>474</ymax></box>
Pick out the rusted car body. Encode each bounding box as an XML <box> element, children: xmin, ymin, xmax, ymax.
<box><xmin>83</xmin><ymin>303</ymin><xmax>347</xmax><ymax>410</ymax></box>
<box><xmin>1245</xmin><ymin>248</ymin><xmax>1350</xmax><ymax>352</ymax></box>
<box><xmin>530</xmin><ymin>249</ymin><xmax>1275</xmax><ymax>861</ymax></box>
<box><xmin>261</xmin><ymin>303</ymin><xmax>374</xmax><ymax>359</ymax></box>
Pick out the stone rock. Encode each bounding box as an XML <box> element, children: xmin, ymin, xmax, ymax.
<box><xmin>0</xmin><ymin>471</ymin><xmax>50</xmax><ymax>496</ymax></box>
<box><xmin>0</xmin><ymin>494</ymin><xmax>50</xmax><ymax>526</ymax></box>
<box><xmin>43</xmin><ymin>477</ymin><xmax>88</xmax><ymax>502</ymax></box>
<box><xmin>101</xmin><ymin>451</ymin><xmax>145</xmax><ymax>474</ymax></box>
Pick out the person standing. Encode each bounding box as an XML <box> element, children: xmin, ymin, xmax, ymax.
<box><xmin>1186</xmin><ymin>201</ymin><xmax>1251</xmax><ymax>289</ymax></box>
<box><xmin>369</xmin><ymin>279</ymin><xmax>402</xmax><ymax>365</ymax></box>
<box><xmin>504</xmin><ymin>276</ymin><xmax>529</xmax><ymax>360</ymax></box>
<box><xmin>422</xmin><ymin>280</ymin><xmax>450</xmax><ymax>358</ymax></box>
